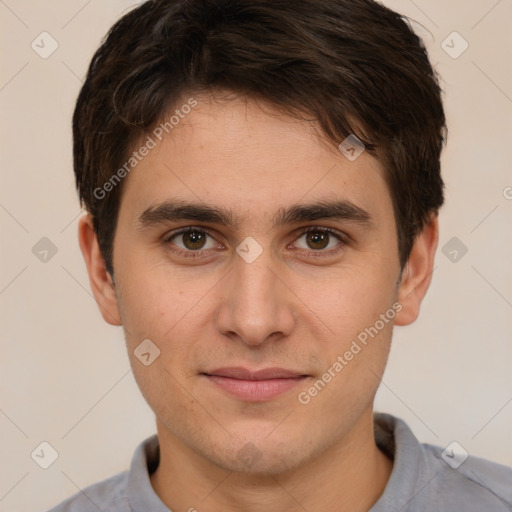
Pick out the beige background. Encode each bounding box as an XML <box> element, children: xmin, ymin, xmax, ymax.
<box><xmin>1</xmin><ymin>0</ymin><xmax>511</xmax><ymax>510</ymax></box>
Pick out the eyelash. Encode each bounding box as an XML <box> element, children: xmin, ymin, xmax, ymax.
<box><xmin>162</xmin><ymin>226</ymin><xmax>348</xmax><ymax>259</ymax></box>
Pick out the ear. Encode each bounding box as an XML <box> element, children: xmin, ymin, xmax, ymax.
<box><xmin>77</xmin><ymin>213</ymin><xmax>122</xmax><ymax>326</ymax></box>
<box><xmin>394</xmin><ymin>214</ymin><xmax>439</xmax><ymax>326</ymax></box>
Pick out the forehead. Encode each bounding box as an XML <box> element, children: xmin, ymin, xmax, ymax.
<box><xmin>118</xmin><ymin>93</ymin><xmax>391</xmax><ymax>225</ymax></box>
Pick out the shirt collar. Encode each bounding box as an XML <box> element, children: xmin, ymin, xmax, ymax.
<box><xmin>370</xmin><ymin>412</ymin><xmax>439</xmax><ymax>512</ymax></box>
<box><xmin>127</xmin><ymin>433</ymin><xmax>169</xmax><ymax>511</ymax></box>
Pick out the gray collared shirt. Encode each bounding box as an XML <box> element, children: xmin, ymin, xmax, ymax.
<box><xmin>47</xmin><ymin>413</ymin><xmax>512</xmax><ymax>511</ymax></box>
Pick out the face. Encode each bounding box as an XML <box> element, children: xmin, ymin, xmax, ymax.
<box><xmin>81</xmin><ymin>92</ymin><xmax>435</xmax><ymax>475</ymax></box>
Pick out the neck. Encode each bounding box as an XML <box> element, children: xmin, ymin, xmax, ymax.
<box><xmin>150</xmin><ymin>410</ymin><xmax>393</xmax><ymax>512</ymax></box>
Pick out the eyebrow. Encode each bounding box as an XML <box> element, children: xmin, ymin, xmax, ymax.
<box><xmin>135</xmin><ymin>199</ymin><xmax>374</xmax><ymax>231</ymax></box>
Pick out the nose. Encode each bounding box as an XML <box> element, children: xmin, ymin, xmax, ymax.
<box><xmin>215</xmin><ymin>250</ymin><xmax>296</xmax><ymax>347</ymax></box>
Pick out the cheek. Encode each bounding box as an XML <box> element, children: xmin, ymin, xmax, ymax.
<box><xmin>120</xmin><ymin>272</ymin><xmax>204</xmax><ymax>419</ymax></box>
<box><xmin>302</xmin><ymin>265</ymin><xmax>398</xmax><ymax>335</ymax></box>
<box><xmin>117</xmin><ymin>263</ymin><xmax>220</xmax><ymax>390</ymax></box>
<box><xmin>294</xmin><ymin>264</ymin><xmax>397</xmax><ymax>398</ymax></box>
<box><xmin>116</xmin><ymin>261</ymin><xmax>203</xmax><ymax>342</ymax></box>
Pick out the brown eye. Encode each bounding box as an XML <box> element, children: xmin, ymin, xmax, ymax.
<box><xmin>305</xmin><ymin>231</ymin><xmax>330</xmax><ymax>250</ymax></box>
<box><xmin>182</xmin><ymin>231</ymin><xmax>207</xmax><ymax>250</ymax></box>
<box><xmin>168</xmin><ymin>229</ymin><xmax>216</xmax><ymax>251</ymax></box>
<box><xmin>295</xmin><ymin>228</ymin><xmax>344</xmax><ymax>252</ymax></box>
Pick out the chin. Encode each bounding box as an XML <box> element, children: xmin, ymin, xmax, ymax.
<box><xmin>203</xmin><ymin>432</ymin><xmax>314</xmax><ymax>476</ymax></box>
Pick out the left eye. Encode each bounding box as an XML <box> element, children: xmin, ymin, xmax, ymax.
<box><xmin>294</xmin><ymin>229</ymin><xmax>342</xmax><ymax>251</ymax></box>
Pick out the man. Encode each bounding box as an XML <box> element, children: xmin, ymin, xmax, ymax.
<box><xmin>49</xmin><ymin>0</ymin><xmax>512</xmax><ymax>510</ymax></box>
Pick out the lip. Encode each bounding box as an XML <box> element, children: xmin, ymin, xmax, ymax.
<box><xmin>202</xmin><ymin>367</ymin><xmax>309</xmax><ymax>402</ymax></box>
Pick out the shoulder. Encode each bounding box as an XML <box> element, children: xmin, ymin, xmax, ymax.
<box><xmin>422</xmin><ymin>442</ymin><xmax>512</xmax><ymax>510</ymax></box>
<box><xmin>373</xmin><ymin>413</ymin><xmax>512</xmax><ymax>512</ymax></box>
<box><xmin>46</xmin><ymin>470</ymin><xmax>129</xmax><ymax>512</ymax></box>
<box><xmin>45</xmin><ymin>434</ymin><xmax>161</xmax><ymax>512</ymax></box>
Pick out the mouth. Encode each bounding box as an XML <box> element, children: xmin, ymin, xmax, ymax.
<box><xmin>201</xmin><ymin>367</ymin><xmax>309</xmax><ymax>402</ymax></box>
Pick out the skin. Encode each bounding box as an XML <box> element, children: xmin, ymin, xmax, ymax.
<box><xmin>78</xmin><ymin>92</ymin><xmax>438</xmax><ymax>512</ymax></box>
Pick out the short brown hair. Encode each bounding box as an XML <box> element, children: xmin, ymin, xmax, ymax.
<box><xmin>73</xmin><ymin>0</ymin><xmax>447</xmax><ymax>276</ymax></box>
